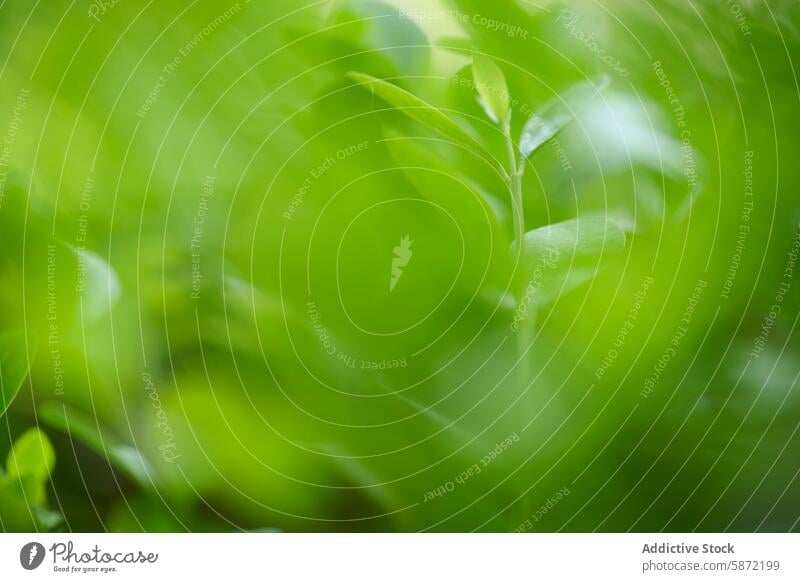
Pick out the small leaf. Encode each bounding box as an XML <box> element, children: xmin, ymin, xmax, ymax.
<box><xmin>0</xmin><ymin>331</ymin><xmax>35</xmax><ymax>418</ymax></box>
<box><xmin>472</xmin><ymin>54</ymin><xmax>510</xmax><ymax>126</ymax></box>
<box><xmin>522</xmin><ymin>215</ymin><xmax>627</xmax><ymax>259</ymax></box>
<box><xmin>33</xmin><ymin>506</ymin><xmax>63</xmax><ymax>530</ymax></box>
<box><xmin>525</xmin><ymin>267</ymin><xmax>603</xmax><ymax>307</ymax></box>
<box><xmin>69</xmin><ymin>245</ymin><xmax>122</xmax><ymax>322</ymax></box>
<box><xmin>341</xmin><ymin>2</ymin><xmax>430</xmax><ymax>74</ymax></box>
<box><xmin>517</xmin><ymin>215</ymin><xmax>627</xmax><ymax>307</ymax></box>
<box><xmin>6</xmin><ymin>428</ymin><xmax>55</xmax><ymax>484</ymax></box>
<box><xmin>0</xmin><ymin>478</ymin><xmax>38</xmax><ymax>531</ymax></box>
<box><xmin>39</xmin><ymin>403</ymin><xmax>155</xmax><ymax>489</ymax></box>
<box><xmin>382</xmin><ymin>129</ymin><xmax>508</xmax><ymax>227</ymax></box>
<box><xmin>13</xmin><ymin>473</ymin><xmax>47</xmax><ymax>506</ymax></box>
<box><xmin>519</xmin><ymin>76</ymin><xmax>609</xmax><ymax>162</ymax></box>
<box><xmin>0</xmin><ymin>474</ymin><xmax>61</xmax><ymax>529</ymax></box>
<box><xmin>347</xmin><ymin>72</ymin><xmax>483</xmax><ymax>153</ymax></box>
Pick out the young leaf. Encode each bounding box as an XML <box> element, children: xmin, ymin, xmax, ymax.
<box><xmin>472</xmin><ymin>54</ymin><xmax>511</xmax><ymax>126</ymax></box>
<box><xmin>0</xmin><ymin>331</ymin><xmax>35</xmax><ymax>418</ymax></box>
<box><xmin>6</xmin><ymin>428</ymin><xmax>56</xmax><ymax>483</ymax></box>
<box><xmin>39</xmin><ymin>402</ymin><xmax>155</xmax><ymax>489</ymax></box>
<box><xmin>521</xmin><ymin>215</ymin><xmax>626</xmax><ymax>259</ymax></box>
<box><xmin>33</xmin><ymin>506</ymin><xmax>63</xmax><ymax>530</ymax></box>
<box><xmin>12</xmin><ymin>472</ymin><xmax>48</xmax><ymax>506</ymax></box>
<box><xmin>0</xmin><ymin>472</ymin><xmax>62</xmax><ymax>529</ymax></box>
<box><xmin>68</xmin><ymin>245</ymin><xmax>122</xmax><ymax>323</ymax></box>
<box><xmin>519</xmin><ymin>76</ymin><xmax>609</xmax><ymax>162</ymax></box>
<box><xmin>381</xmin><ymin>129</ymin><xmax>508</xmax><ymax>227</ymax></box>
<box><xmin>516</xmin><ymin>215</ymin><xmax>627</xmax><ymax>307</ymax></box>
<box><xmin>347</xmin><ymin>72</ymin><xmax>482</xmax><ymax>153</ymax></box>
<box><xmin>0</xmin><ymin>479</ymin><xmax>39</xmax><ymax>530</ymax></box>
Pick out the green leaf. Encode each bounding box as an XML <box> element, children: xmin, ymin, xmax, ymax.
<box><xmin>472</xmin><ymin>54</ymin><xmax>510</xmax><ymax>126</ymax></box>
<box><xmin>33</xmin><ymin>506</ymin><xmax>63</xmax><ymax>530</ymax></box>
<box><xmin>347</xmin><ymin>71</ymin><xmax>484</xmax><ymax>153</ymax></box>
<box><xmin>0</xmin><ymin>331</ymin><xmax>35</xmax><ymax>418</ymax></box>
<box><xmin>39</xmin><ymin>403</ymin><xmax>156</xmax><ymax>489</ymax></box>
<box><xmin>522</xmin><ymin>215</ymin><xmax>627</xmax><ymax>259</ymax></box>
<box><xmin>68</xmin><ymin>245</ymin><xmax>122</xmax><ymax>323</ymax></box>
<box><xmin>6</xmin><ymin>428</ymin><xmax>55</xmax><ymax>484</ymax></box>
<box><xmin>334</xmin><ymin>1</ymin><xmax>430</xmax><ymax>75</ymax></box>
<box><xmin>12</xmin><ymin>473</ymin><xmax>47</xmax><ymax>506</ymax></box>
<box><xmin>0</xmin><ymin>478</ymin><xmax>38</xmax><ymax>531</ymax></box>
<box><xmin>526</xmin><ymin>267</ymin><xmax>605</xmax><ymax>307</ymax></box>
<box><xmin>0</xmin><ymin>473</ymin><xmax>62</xmax><ymax>529</ymax></box>
<box><xmin>519</xmin><ymin>76</ymin><xmax>609</xmax><ymax>162</ymax></box>
<box><xmin>0</xmin><ymin>428</ymin><xmax>60</xmax><ymax>526</ymax></box>
<box><xmin>517</xmin><ymin>215</ymin><xmax>627</xmax><ymax>306</ymax></box>
<box><xmin>381</xmin><ymin>128</ymin><xmax>508</xmax><ymax>227</ymax></box>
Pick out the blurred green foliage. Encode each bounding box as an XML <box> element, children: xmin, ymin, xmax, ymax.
<box><xmin>0</xmin><ymin>0</ymin><xmax>799</xmax><ymax>532</ymax></box>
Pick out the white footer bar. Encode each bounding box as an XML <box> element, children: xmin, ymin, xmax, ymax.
<box><xmin>1</xmin><ymin>534</ymin><xmax>797</xmax><ymax>581</ymax></box>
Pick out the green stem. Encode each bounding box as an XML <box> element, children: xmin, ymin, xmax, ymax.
<box><xmin>504</xmin><ymin>125</ymin><xmax>524</xmax><ymax>264</ymax></box>
<box><xmin>503</xmin><ymin>123</ymin><xmax>532</xmax><ymax>387</ymax></box>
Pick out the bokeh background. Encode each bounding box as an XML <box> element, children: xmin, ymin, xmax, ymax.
<box><xmin>1</xmin><ymin>0</ymin><xmax>799</xmax><ymax>532</ymax></box>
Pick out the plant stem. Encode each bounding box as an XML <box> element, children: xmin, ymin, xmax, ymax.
<box><xmin>503</xmin><ymin>122</ymin><xmax>532</xmax><ymax>387</ymax></box>
<box><xmin>504</xmin><ymin>124</ymin><xmax>524</xmax><ymax>263</ymax></box>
